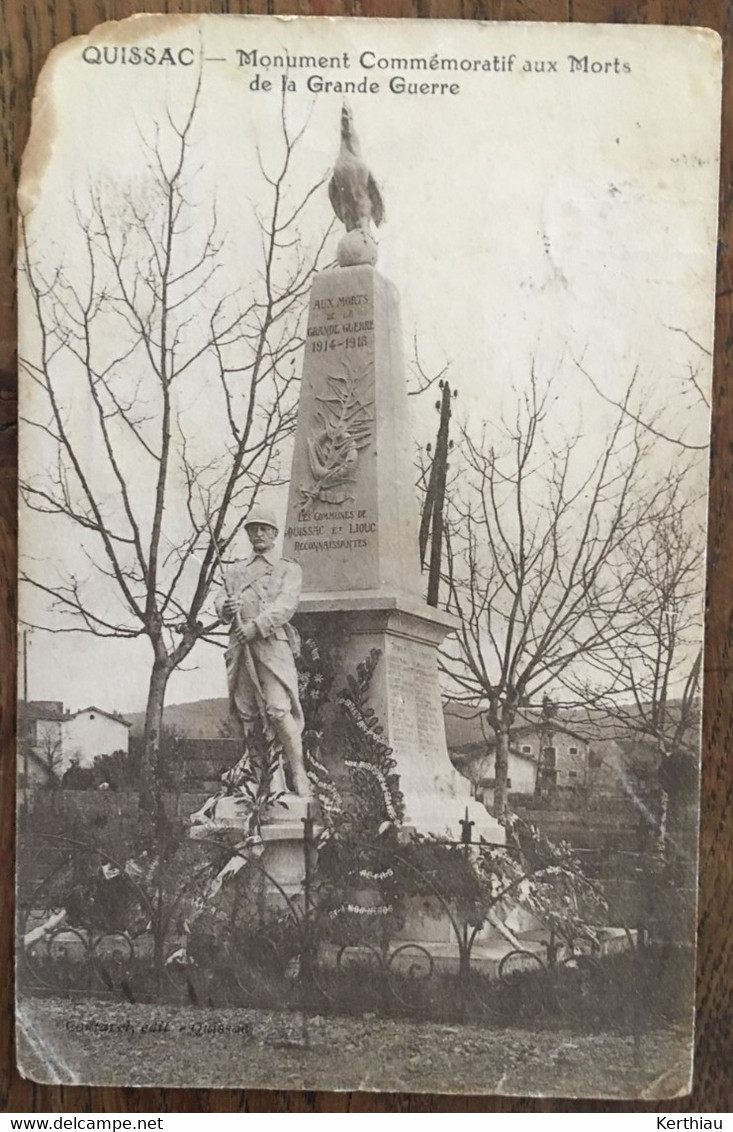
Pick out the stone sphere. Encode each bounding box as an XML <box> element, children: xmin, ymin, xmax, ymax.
<box><xmin>337</xmin><ymin>228</ymin><xmax>378</xmax><ymax>267</ymax></box>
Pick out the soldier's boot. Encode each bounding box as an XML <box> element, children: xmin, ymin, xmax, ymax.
<box><xmin>271</xmin><ymin>713</ymin><xmax>311</xmax><ymax>798</ymax></box>
<box><xmin>244</xmin><ymin>721</ymin><xmax>289</xmax><ymax>793</ymax></box>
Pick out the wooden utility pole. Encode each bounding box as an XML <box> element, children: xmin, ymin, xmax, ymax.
<box><xmin>420</xmin><ymin>380</ymin><xmax>454</xmax><ymax>607</ymax></box>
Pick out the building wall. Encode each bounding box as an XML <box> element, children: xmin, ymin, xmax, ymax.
<box><xmin>515</xmin><ymin>730</ymin><xmax>588</xmax><ymax>790</ymax></box>
<box><xmin>455</xmin><ymin>727</ymin><xmax>592</xmax><ymax>797</ymax></box>
<box><xmin>541</xmin><ymin>735</ymin><xmax>589</xmax><ymax>788</ymax></box>
<box><xmin>26</xmin><ymin>718</ymin><xmax>64</xmax><ymax>778</ymax></box>
<box><xmin>33</xmin><ymin>718</ymin><xmax>63</xmax><ymax>752</ymax></box>
<box><xmin>559</xmin><ymin>741</ymin><xmax>587</xmax><ymax>786</ymax></box>
<box><xmin>508</xmin><ymin>751</ymin><xmax>537</xmax><ymax>793</ymax></box>
<box><xmin>62</xmin><ymin>712</ymin><xmax>129</xmax><ymax>767</ymax></box>
<box><xmin>476</xmin><ymin>750</ymin><xmax>537</xmax><ymax>796</ymax></box>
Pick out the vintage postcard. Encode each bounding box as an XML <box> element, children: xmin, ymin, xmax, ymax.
<box><xmin>16</xmin><ymin>15</ymin><xmax>721</xmax><ymax>1096</ymax></box>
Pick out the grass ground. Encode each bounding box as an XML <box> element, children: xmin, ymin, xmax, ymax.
<box><xmin>15</xmin><ymin>994</ymin><xmax>692</xmax><ymax>1099</ymax></box>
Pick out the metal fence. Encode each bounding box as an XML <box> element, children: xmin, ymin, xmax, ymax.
<box><xmin>17</xmin><ymin>820</ymin><xmax>694</xmax><ymax>1037</ymax></box>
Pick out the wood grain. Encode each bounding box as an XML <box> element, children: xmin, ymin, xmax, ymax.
<box><xmin>1</xmin><ymin>0</ymin><xmax>730</xmax><ymax>1112</ymax></box>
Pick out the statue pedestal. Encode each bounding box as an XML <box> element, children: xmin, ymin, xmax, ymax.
<box><xmin>297</xmin><ymin>595</ymin><xmax>504</xmax><ymax>842</ymax></box>
<box><xmin>258</xmin><ymin>821</ymin><xmax>312</xmax><ymax>902</ymax></box>
<box><xmin>189</xmin><ymin>793</ymin><xmax>316</xmax><ymax>901</ymax></box>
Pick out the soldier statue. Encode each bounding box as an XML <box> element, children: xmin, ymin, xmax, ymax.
<box><xmin>216</xmin><ymin>507</ymin><xmax>309</xmax><ymax>797</ymax></box>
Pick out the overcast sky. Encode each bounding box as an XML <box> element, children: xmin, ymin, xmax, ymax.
<box><xmin>19</xmin><ymin>16</ymin><xmax>720</xmax><ymax>713</ymax></box>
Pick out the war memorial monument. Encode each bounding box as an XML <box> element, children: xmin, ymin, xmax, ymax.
<box><xmin>191</xmin><ymin>104</ymin><xmax>503</xmax><ymax>894</ymax></box>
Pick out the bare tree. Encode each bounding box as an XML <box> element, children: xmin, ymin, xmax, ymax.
<box><xmin>572</xmin><ymin>477</ymin><xmax>704</xmax><ymax>858</ymax></box>
<box><xmin>573</xmin><ymin>353</ymin><xmax>710</xmax><ymax>453</ymax></box>
<box><xmin>19</xmin><ymin>84</ymin><xmax>332</xmax><ymax>822</ymax></box>
<box><xmin>440</xmin><ymin>370</ymin><xmax>656</xmax><ymax>820</ymax></box>
<box><xmin>36</xmin><ymin>729</ymin><xmax>65</xmax><ymax>783</ymax></box>
<box><xmin>24</xmin><ymin>726</ymin><xmax>65</xmax><ymax>793</ymax></box>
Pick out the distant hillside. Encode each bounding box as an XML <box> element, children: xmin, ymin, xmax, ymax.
<box><xmin>130</xmin><ymin>697</ymin><xmax>485</xmax><ymax>744</ymax></box>
<box><xmin>130</xmin><ymin>697</ymin><xmax>479</xmax><ymax>743</ymax></box>
<box><xmin>127</xmin><ymin>697</ymin><xmax>230</xmax><ymax>739</ymax></box>
<box><xmin>444</xmin><ymin>699</ymin><xmax>694</xmax><ymax>752</ymax></box>
<box><xmin>442</xmin><ymin>700</ymin><xmax>613</xmax><ymax>754</ymax></box>
<box><xmin>128</xmin><ymin>694</ymin><xmax>694</xmax><ymax>754</ymax></box>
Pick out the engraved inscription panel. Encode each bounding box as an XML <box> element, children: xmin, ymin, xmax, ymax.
<box><xmin>284</xmin><ymin>269</ymin><xmax>381</xmax><ymax>590</ymax></box>
<box><xmin>386</xmin><ymin>636</ymin><xmax>445</xmax><ymax>770</ymax></box>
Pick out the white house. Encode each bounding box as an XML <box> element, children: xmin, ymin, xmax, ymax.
<box><xmin>446</xmin><ymin>710</ymin><xmax>592</xmax><ymax>802</ymax></box>
<box><xmin>19</xmin><ymin>701</ymin><xmax>131</xmax><ymax>780</ymax></box>
<box><xmin>62</xmin><ymin>707</ymin><xmax>131</xmax><ymax>768</ymax></box>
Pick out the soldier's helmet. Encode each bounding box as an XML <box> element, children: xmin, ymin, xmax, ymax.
<box><xmin>244</xmin><ymin>506</ymin><xmax>279</xmax><ymax>532</ymax></box>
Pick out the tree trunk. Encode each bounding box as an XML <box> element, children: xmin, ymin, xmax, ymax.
<box><xmin>493</xmin><ymin>727</ymin><xmax>510</xmax><ymax>820</ymax></box>
<box><xmin>140</xmin><ymin>657</ymin><xmax>171</xmax><ymax>830</ymax></box>
<box><xmin>656</xmin><ymin>788</ymin><xmax>669</xmax><ymax>860</ymax></box>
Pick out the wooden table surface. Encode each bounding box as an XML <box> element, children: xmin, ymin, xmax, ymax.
<box><xmin>1</xmin><ymin>0</ymin><xmax>731</xmax><ymax>1114</ymax></box>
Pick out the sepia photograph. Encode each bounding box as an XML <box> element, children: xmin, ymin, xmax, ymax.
<box><xmin>14</xmin><ymin>14</ymin><xmax>722</xmax><ymax>1098</ymax></box>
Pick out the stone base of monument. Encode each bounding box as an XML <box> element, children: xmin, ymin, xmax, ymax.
<box><xmin>296</xmin><ymin>593</ymin><xmax>505</xmax><ymax>844</ymax></box>
<box><xmin>394</xmin><ymin>896</ymin><xmax>511</xmax><ymax>949</ymax></box>
<box><xmin>189</xmin><ymin>792</ymin><xmax>316</xmax><ymax>902</ymax></box>
<box><xmin>257</xmin><ymin>821</ymin><xmax>313</xmax><ymax>902</ymax></box>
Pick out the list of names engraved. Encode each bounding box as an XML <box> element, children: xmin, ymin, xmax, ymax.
<box><xmin>386</xmin><ymin>636</ymin><xmax>444</xmax><ymax>766</ymax></box>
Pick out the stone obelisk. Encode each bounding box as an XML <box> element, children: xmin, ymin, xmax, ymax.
<box><xmin>284</xmin><ymin>106</ymin><xmax>502</xmax><ymax>842</ymax></box>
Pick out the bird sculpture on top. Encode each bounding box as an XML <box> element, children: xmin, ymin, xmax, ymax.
<box><xmin>328</xmin><ymin>103</ymin><xmax>385</xmax><ymax>267</ymax></box>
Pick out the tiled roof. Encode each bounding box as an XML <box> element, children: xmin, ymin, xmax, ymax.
<box><xmin>68</xmin><ymin>707</ymin><xmax>132</xmax><ymax>727</ymax></box>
